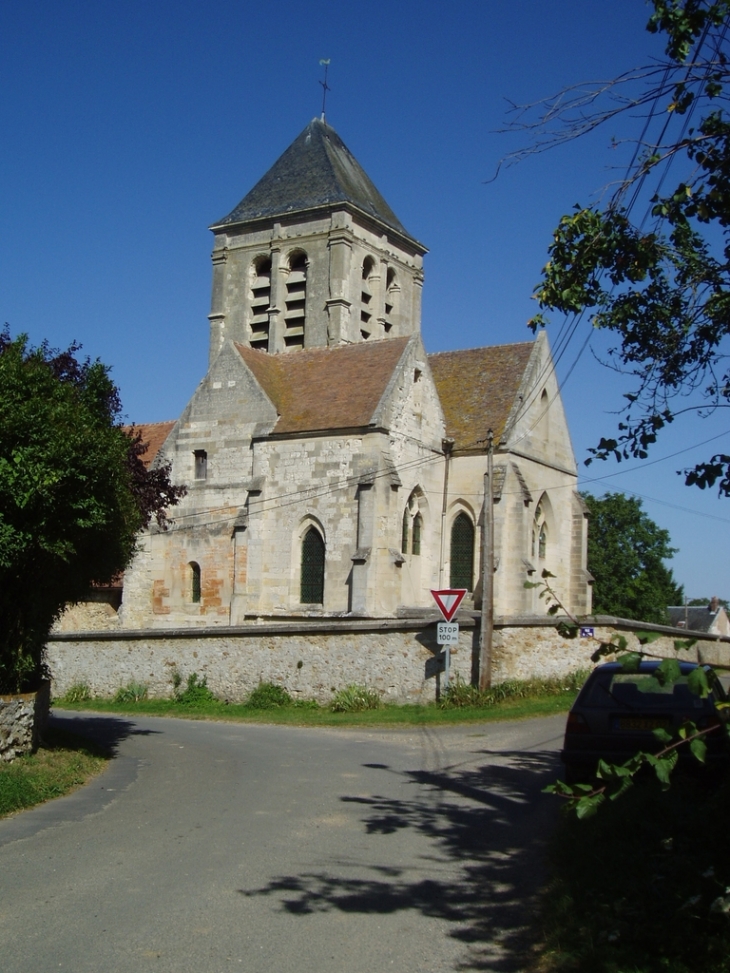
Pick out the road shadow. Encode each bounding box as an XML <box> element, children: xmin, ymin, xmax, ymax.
<box><xmin>240</xmin><ymin>746</ymin><xmax>561</xmax><ymax>972</ymax></box>
<box><xmin>48</xmin><ymin>710</ymin><xmax>160</xmax><ymax>756</ymax></box>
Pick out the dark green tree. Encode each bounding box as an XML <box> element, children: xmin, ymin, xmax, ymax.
<box><xmin>505</xmin><ymin>1</ymin><xmax>730</xmax><ymax>493</ymax></box>
<box><xmin>0</xmin><ymin>330</ymin><xmax>185</xmax><ymax>692</ymax></box>
<box><xmin>583</xmin><ymin>491</ymin><xmax>684</xmax><ymax>622</ymax></box>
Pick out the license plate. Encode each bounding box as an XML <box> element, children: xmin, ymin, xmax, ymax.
<box><xmin>613</xmin><ymin>715</ymin><xmax>672</xmax><ymax>732</ymax></box>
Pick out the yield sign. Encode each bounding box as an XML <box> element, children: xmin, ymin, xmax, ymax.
<box><xmin>430</xmin><ymin>588</ymin><xmax>467</xmax><ymax>622</ymax></box>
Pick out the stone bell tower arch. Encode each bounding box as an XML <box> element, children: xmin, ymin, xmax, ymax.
<box><xmin>206</xmin><ymin>118</ymin><xmax>427</xmax><ymax>365</ymax></box>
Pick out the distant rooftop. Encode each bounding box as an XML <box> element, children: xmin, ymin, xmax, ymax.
<box><xmin>213</xmin><ymin>118</ymin><xmax>422</xmax><ymax>248</ymax></box>
<box><xmin>667</xmin><ymin>604</ymin><xmax>725</xmax><ymax>633</ymax></box>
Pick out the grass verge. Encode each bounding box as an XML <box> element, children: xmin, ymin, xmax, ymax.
<box><xmin>531</xmin><ymin>771</ymin><xmax>730</xmax><ymax>973</ymax></box>
<box><xmin>55</xmin><ymin>672</ymin><xmax>586</xmax><ymax>726</ymax></box>
<box><xmin>0</xmin><ymin>727</ymin><xmax>109</xmax><ymax>819</ymax></box>
<box><xmin>55</xmin><ymin>692</ymin><xmax>575</xmax><ymax>725</ymax></box>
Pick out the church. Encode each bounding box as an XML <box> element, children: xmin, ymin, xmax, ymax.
<box><xmin>53</xmin><ymin>118</ymin><xmax>593</xmax><ymax>700</ymax></box>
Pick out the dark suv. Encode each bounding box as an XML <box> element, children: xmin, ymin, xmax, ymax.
<box><xmin>561</xmin><ymin>660</ymin><xmax>730</xmax><ymax>783</ymax></box>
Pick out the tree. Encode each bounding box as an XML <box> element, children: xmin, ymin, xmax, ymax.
<box><xmin>505</xmin><ymin>1</ymin><xmax>730</xmax><ymax>493</ymax></box>
<box><xmin>0</xmin><ymin>330</ymin><xmax>185</xmax><ymax>693</ymax></box>
<box><xmin>687</xmin><ymin>595</ymin><xmax>729</xmax><ymax>606</ymax></box>
<box><xmin>583</xmin><ymin>492</ymin><xmax>684</xmax><ymax>622</ymax></box>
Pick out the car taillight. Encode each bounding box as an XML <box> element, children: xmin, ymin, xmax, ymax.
<box><xmin>699</xmin><ymin>715</ymin><xmax>722</xmax><ymax>732</ymax></box>
<box><xmin>565</xmin><ymin>712</ymin><xmax>590</xmax><ymax>734</ymax></box>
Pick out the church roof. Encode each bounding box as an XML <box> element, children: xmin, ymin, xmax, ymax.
<box><xmin>428</xmin><ymin>342</ymin><xmax>534</xmax><ymax>452</ymax></box>
<box><xmin>125</xmin><ymin>421</ymin><xmax>175</xmax><ymax>466</ymax></box>
<box><xmin>213</xmin><ymin>118</ymin><xmax>420</xmax><ymax>247</ymax></box>
<box><xmin>235</xmin><ymin>338</ymin><xmax>411</xmax><ymax>435</ymax></box>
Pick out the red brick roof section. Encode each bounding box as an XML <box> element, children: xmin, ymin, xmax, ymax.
<box><xmin>428</xmin><ymin>342</ymin><xmax>534</xmax><ymax>452</ymax></box>
<box><xmin>124</xmin><ymin>421</ymin><xmax>176</xmax><ymax>467</ymax></box>
<box><xmin>236</xmin><ymin>338</ymin><xmax>411</xmax><ymax>434</ymax></box>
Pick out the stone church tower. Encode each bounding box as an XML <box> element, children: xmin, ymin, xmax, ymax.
<box><xmin>206</xmin><ymin>118</ymin><xmax>426</xmax><ymax>362</ymax></box>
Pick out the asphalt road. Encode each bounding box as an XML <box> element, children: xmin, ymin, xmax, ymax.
<box><xmin>0</xmin><ymin>711</ymin><xmax>566</xmax><ymax>973</ymax></box>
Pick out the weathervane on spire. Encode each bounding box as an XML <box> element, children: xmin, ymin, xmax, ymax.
<box><xmin>319</xmin><ymin>59</ymin><xmax>331</xmax><ymax>122</ymax></box>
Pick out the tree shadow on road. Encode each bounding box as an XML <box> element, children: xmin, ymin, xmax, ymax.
<box><xmin>241</xmin><ymin>746</ymin><xmax>562</xmax><ymax>971</ymax></box>
<box><xmin>49</xmin><ymin>711</ymin><xmax>160</xmax><ymax>756</ymax></box>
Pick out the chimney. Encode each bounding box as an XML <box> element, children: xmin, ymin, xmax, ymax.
<box><xmin>710</xmin><ymin>596</ymin><xmax>719</xmax><ymax>613</ymax></box>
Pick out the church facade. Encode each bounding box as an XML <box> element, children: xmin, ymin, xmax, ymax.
<box><xmin>56</xmin><ymin>118</ymin><xmax>592</xmax><ymax>688</ymax></box>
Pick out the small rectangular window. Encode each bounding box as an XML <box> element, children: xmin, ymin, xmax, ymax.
<box><xmin>194</xmin><ymin>450</ymin><xmax>207</xmax><ymax>480</ymax></box>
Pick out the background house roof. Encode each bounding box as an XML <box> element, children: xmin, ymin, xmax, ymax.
<box><xmin>213</xmin><ymin>118</ymin><xmax>420</xmax><ymax>246</ymax></box>
<box><xmin>667</xmin><ymin>605</ymin><xmax>724</xmax><ymax>632</ymax></box>
<box><xmin>236</xmin><ymin>338</ymin><xmax>410</xmax><ymax>435</ymax></box>
<box><xmin>428</xmin><ymin>342</ymin><xmax>533</xmax><ymax>452</ymax></box>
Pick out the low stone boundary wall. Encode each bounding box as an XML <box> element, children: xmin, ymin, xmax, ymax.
<box><xmin>46</xmin><ymin>617</ymin><xmax>590</xmax><ymax>703</ymax></box>
<box><xmin>0</xmin><ymin>683</ymin><xmax>51</xmax><ymax>762</ymax></box>
<box><xmin>46</xmin><ymin>613</ymin><xmax>730</xmax><ymax>705</ymax></box>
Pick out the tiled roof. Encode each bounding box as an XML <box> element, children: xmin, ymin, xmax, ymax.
<box><xmin>428</xmin><ymin>342</ymin><xmax>534</xmax><ymax>451</ymax></box>
<box><xmin>235</xmin><ymin>338</ymin><xmax>410</xmax><ymax>435</ymax></box>
<box><xmin>213</xmin><ymin>118</ymin><xmax>421</xmax><ymax>247</ymax></box>
<box><xmin>125</xmin><ymin>421</ymin><xmax>175</xmax><ymax>467</ymax></box>
<box><xmin>667</xmin><ymin>606</ymin><xmax>720</xmax><ymax>632</ymax></box>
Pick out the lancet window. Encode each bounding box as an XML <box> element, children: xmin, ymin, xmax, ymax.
<box><xmin>450</xmin><ymin>512</ymin><xmax>475</xmax><ymax>590</ymax></box>
<box><xmin>284</xmin><ymin>251</ymin><xmax>307</xmax><ymax>349</ymax></box>
<box><xmin>301</xmin><ymin>527</ymin><xmax>325</xmax><ymax>604</ymax></box>
<box><xmin>249</xmin><ymin>256</ymin><xmax>272</xmax><ymax>350</ymax></box>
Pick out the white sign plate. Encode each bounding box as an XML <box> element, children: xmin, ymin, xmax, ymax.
<box><xmin>437</xmin><ymin>621</ymin><xmax>459</xmax><ymax>645</ymax></box>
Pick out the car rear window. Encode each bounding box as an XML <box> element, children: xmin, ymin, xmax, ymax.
<box><xmin>580</xmin><ymin>672</ymin><xmax>717</xmax><ymax>710</ymax></box>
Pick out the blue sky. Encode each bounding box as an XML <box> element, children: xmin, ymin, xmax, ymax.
<box><xmin>2</xmin><ymin>0</ymin><xmax>728</xmax><ymax>600</ymax></box>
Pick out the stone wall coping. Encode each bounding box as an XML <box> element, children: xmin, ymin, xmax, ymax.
<box><xmin>47</xmin><ymin>612</ymin><xmax>730</xmax><ymax>645</ymax></box>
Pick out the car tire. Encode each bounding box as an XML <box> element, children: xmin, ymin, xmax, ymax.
<box><xmin>563</xmin><ymin>764</ymin><xmax>592</xmax><ymax>785</ymax></box>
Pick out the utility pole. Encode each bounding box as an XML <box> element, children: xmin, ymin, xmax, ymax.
<box><xmin>479</xmin><ymin>429</ymin><xmax>494</xmax><ymax>691</ymax></box>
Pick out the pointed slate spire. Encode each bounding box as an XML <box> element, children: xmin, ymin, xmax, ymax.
<box><xmin>212</xmin><ymin>118</ymin><xmax>418</xmax><ymax>244</ymax></box>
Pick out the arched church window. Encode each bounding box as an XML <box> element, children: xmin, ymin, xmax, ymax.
<box><xmin>384</xmin><ymin>266</ymin><xmax>398</xmax><ymax>334</ymax></box>
<box><xmin>401</xmin><ymin>490</ymin><xmax>426</xmax><ymax>558</ymax></box>
<box><xmin>533</xmin><ymin>499</ymin><xmax>548</xmax><ymax>561</ymax></box>
<box><xmin>412</xmin><ymin>513</ymin><xmax>422</xmax><ymax>556</ymax></box>
<box><xmin>284</xmin><ymin>251</ymin><xmax>307</xmax><ymax>350</ymax></box>
<box><xmin>249</xmin><ymin>256</ymin><xmax>271</xmax><ymax>351</ymax></box>
<box><xmin>450</xmin><ymin>513</ymin><xmax>474</xmax><ymax>590</ymax></box>
<box><xmin>301</xmin><ymin>527</ymin><xmax>325</xmax><ymax>604</ymax></box>
<box><xmin>189</xmin><ymin>562</ymin><xmax>201</xmax><ymax>604</ymax></box>
<box><xmin>360</xmin><ymin>256</ymin><xmax>375</xmax><ymax>339</ymax></box>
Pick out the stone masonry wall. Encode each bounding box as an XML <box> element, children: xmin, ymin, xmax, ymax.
<box><xmin>47</xmin><ymin>616</ymin><xmax>730</xmax><ymax>705</ymax></box>
<box><xmin>0</xmin><ymin>683</ymin><xmax>50</xmax><ymax>762</ymax></box>
<box><xmin>45</xmin><ymin>621</ymin><xmax>566</xmax><ymax>705</ymax></box>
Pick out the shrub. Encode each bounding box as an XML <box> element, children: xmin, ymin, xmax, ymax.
<box><xmin>330</xmin><ymin>684</ymin><xmax>381</xmax><ymax>713</ymax></box>
<box><xmin>439</xmin><ymin>677</ymin><xmax>483</xmax><ymax>708</ymax></box>
<box><xmin>293</xmin><ymin>698</ymin><xmax>320</xmax><ymax>710</ymax></box>
<box><xmin>113</xmin><ymin>682</ymin><xmax>148</xmax><ymax>704</ymax></box>
<box><xmin>174</xmin><ymin>672</ymin><xmax>217</xmax><ymax>706</ymax></box>
<box><xmin>246</xmin><ymin>682</ymin><xmax>292</xmax><ymax>709</ymax></box>
<box><xmin>438</xmin><ymin>671</ymin><xmax>589</xmax><ymax>709</ymax></box>
<box><xmin>57</xmin><ymin>682</ymin><xmax>91</xmax><ymax>704</ymax></box>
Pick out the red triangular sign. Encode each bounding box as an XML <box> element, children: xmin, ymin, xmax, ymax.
<box><xmin>431</xmin><ymin>588</ymin><xmax>467</xmax><ymax>622</ymax></box>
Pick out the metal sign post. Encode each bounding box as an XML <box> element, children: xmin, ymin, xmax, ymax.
<box><xmin>436</xmin><ymin>620</ymin><xmax>459</xmax><ymax>689</ymax></box>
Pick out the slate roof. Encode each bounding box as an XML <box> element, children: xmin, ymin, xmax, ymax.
<box><xmin>126</xmin><ymin>421</ymin><xmax>175</xmax><ymax>467</ymax></box>
<box><xmin>235</xmin><ymin>338</ymin><xmax>410</xmax><ymax>435</ymax></box>
<box><xmin>428</xmin><ymin>342</ymin><xmax>534</xmax><ymax>452</ymax></box>
<box><xmin>667</xmin><ymin>605</ymin><xmax>722</xmax><ymax>633</ymax></box>
<box><xmin>214</xmin><ymin>118</ymin><xmax>421</xmax><ymax>247</ymax></box>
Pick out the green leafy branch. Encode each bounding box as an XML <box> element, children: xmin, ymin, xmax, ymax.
<box><xmin>546</xmin><ymin>717</ymin><xmax>728</xmax><ymax>819</ymax></box>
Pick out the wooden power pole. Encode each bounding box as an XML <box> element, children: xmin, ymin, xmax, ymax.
<box><xmin>479</xmin><ymin>430</ymin><xmax>494</xmax><ymax>691</ymax></box>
